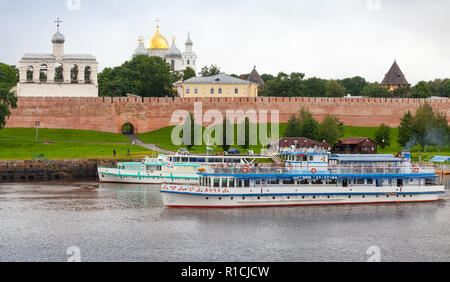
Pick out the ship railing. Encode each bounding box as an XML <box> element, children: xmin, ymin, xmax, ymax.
<box><xmin>279</xmin><ymin>148</ymin><xmax>328</xmax><ymax>154</ymax></box>
<box><xmin>200</xmin><ymin>165</ymin><xmax>437</xmax><ymax>175</ymax></box>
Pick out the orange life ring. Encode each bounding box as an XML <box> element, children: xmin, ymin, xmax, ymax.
<box><xmin>414</xmin><ymin>168</ymin><xmax>419</xmax><ymax>173</ymax></box>
<box><xmin>242</xmin><ymin>167</ymin><xmax>250</xmax><ymax>173</ymax></box>
<box><xmin>311</xmin><ymin>168</ymin><xmax>317</xmax><ymax>174</ymax></box>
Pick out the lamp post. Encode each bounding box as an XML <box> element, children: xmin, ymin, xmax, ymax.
<box><xmin>35</xmin><ymin>121</ymin><xmax>40</xmax><ymax>142</ymax></box>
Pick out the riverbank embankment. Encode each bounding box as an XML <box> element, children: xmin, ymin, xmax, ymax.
<box><xmin>0</xmin><ymin>159</ymin><xmax>140</xmax><ymax>182</ymax></box>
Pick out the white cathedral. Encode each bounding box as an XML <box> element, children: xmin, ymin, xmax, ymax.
<box><xmin>133</xmin><ymin>22</ymin><xmax>198</xmax><ymax>73</ymax></box>
<box><xmin>16</xmin><ymin>19</ymin><xmax>99</xmax><ymax>97</ymax></box>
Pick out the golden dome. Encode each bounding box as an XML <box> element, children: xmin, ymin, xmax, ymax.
<box><xmin>147</xmin><ymin>27</ymin><xmax>169</xmax><ymax>50</ymax></box>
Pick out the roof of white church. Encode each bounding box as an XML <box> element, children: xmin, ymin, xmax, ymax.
<box><xmin>20</xmin><ymin>53</ymin><xmax>97</xmax><ymax>62</ymax></box>
<box><xmin>183</xmin><ymin>74</ymin><xmax>257</xmax><ymax>85</ymax></box>
<box><xmin>133</xmin><ymin>41</ymin><xmax>148</xmax><ymax>56</ymax></box>
<box><xmin>166</xmin><ymin>41</ymin><xmax>182</xmax><ymax>58</ymax></box>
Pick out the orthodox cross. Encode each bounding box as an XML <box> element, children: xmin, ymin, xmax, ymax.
<box><xmin>55</xmin><ymin>18</ymin><xmax>62</xmax><ymax>31</ymax></box>
<box><xmin>156</xmin><ymin>18</ymin><xmax>160</xmax><ymax>28</ymax></box>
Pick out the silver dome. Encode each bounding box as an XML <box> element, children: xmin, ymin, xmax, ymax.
<box><xmin>166</xmin><ymin>41</ymin><xmax>182</xmax><ymax>58</ymax></box>
<box><xmin>52</xmin><ymin>31</ymin><xmax>65</xmax><ymax>44</ymax></box>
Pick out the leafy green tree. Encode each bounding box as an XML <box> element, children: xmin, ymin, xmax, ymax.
<box><xmin>199</xmin><ymin>65</ymin><xmax>221</xmax><ymax>77</ymax></box>
<box><xmin>340</xmin><ymin>76</ymin><xmax>368</xmax><ymax>96</ymax></box>
<box><xmin>0</xmin><ymin>63</ymin><xmax>18</xmax><ymax>129</ymax></box>
<box><xmin>318</xmin><ymin>115</ymin><xmax>344</xmax><ymax>146</ymax></box>
<box><xmin>393</xmin><ymin>86</ymin><xmax>410</xmax><ymax>98</ymax></box>
<box><xmin>440</xmin><ymin>79</ymin><xmax>450</xmax><ymax>97</ymax></box>
<box><xmin>325</xmin><ymin>80</ymin><xmax>347</xmax><ymax>97</ymax></box>
<box><xmin>375</xmin><ymin>123</ymin><xmax>391</xmax><ymax>149</ymax></box>
<box><xmin>0</xmin><ymin>63</ymin><xmax>19</xmax><ymax>88</ymax></box>
<box><xmin>284</xmin><ymin>115</ymin><xmax>302</xmax><ymax>137</ymax></box>
<box><xmin>260</xmin><ymin>72</ymin><xmax>306</xmax><ymax>97</ymax></box>
<box><xmin>98</xmin><ymin>56</ymin><xmax>175</xmax><ymax>97</ymax></box>
<box><xmin>182</xmin><ymin>113</ymin><xmax>195</xmax><ymax>149</ymax></box>
<box><xmin>427</xmin><ymin>79</ymin><xmax>443</xmax><ymax>97</ymax></box>
<box><xmin>411</xmin><ymin>81</ymin><xmax>432</xmax><ymax>98</ymax></box>
<box><xmin>243</xmin><ymin>117</ymin><xmax>250</xmax><ymax>149</ymax></box>
<box><xmin>284</xmin><ymin>107</ymin><xmax>319</xmax><ymax>140</ymax></box>
<box><xmin>397</xmin><ymin>111</ymin><xmax>414</xmax><ymax>148</ymax></box>
<box><xmin>260</xmin><ymin>74</ymin><xmax>275</xmax><ymax>83</ymax></box>
<box><xmin>183</xmin><ymin>67</ymin><xmax>196</xmax><ymax>81</ymax></box>
<box><xmin>411</xmin><ymin>103</ymin><xmax>449</xmax><ymax>149</ymax></box>
<box><xmin>298</xmin><ymin>108</ymin><xmax>320</xmax><ymax>140</ymax></box>
<box><xmin>221</xmin><ymin>118</ymin><xmax>232</xmax><ymax>152</ymax></box>
<box><xmin>305</xmin><ymin>77</ymin><xmax>327</xmax><ymax>97</ymax></box>
<box><xmin>361</xmin><ymin>83</ymin><xmax>390</xmax><ymax>98</ymax></box>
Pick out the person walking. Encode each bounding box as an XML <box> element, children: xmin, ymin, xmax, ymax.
<box><xmin>113</xmin><ymin>149</ymin><xmax>117</xmax><ymax>157</ymax></box>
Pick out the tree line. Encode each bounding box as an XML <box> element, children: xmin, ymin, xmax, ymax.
<box><xmin>97</xmin><ymin>58</ymin><xmax>450</xmax><ymax>98</ymax></box>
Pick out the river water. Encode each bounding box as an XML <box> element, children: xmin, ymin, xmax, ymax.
<box><xmin>0</xmin><ymin>177</ymin><xmax>449</xmax><ymax>262</ymax></box>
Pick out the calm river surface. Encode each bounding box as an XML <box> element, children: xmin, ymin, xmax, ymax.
<box><xmin>0</xmin><ymin>177</ymin><xmax>449</xmax><ymax>262</ymax></box>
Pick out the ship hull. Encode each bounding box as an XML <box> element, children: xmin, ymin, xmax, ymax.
<box><xmin>98</xmin><ymin>168</ymin><xmax>198</xmax><ymax>185</ymax></box>
<box><xmin>161</xmin><ymin>184</ymin><xmax>445</xmax><ymax>208</ymax></box>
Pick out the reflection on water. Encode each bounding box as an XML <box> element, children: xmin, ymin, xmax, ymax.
<box><xmin>0</xmin><ymin>177</ymin><xmax>448</xmax><ymax>262</ymax></box>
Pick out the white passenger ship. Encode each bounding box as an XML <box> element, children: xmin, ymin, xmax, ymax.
<box><xmin>98</xmin><ymin>154</ymin><xmax>269</xmax><ymax>185</ymax></box>
<box><xmin>161</xmin><ymin>152</ymin><xmax>446</xmax><ymax>208</ymax></box>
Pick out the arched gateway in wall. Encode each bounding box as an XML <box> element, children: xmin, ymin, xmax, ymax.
<box><xmin>121</xmin><ymin>123</ymin><xmax>135</xmax><ymax>135</ymax></box>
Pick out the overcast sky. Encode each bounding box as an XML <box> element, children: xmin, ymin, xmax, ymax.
<box><xmin>0</xmin><ymin>0</ymin><xmax>449</xmax><ymax>84</ymax></box>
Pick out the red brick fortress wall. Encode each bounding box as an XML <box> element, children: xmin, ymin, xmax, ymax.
<box><xmin>6</xmin><ymin>97</ymin><xmax>450</xmax><ymax>134</ymax></box>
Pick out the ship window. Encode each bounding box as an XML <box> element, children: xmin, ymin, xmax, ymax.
<box><xmin>283</xmin><ymin>180</ymin><xmax>295</xmax><ymax>185</ymax></box>
<box><xmin>229</xmin><ymin>178</ymin><xmax>235</xmax><ymax>187</ymax></box>
<box><xmin>357</xmin><ymin>179</ymin><xmax>365</xmax><ymax>185</ymax></box>
<box><xmin>238</xmin><ymin>179</ymin><xmax>243</xmax><ymax>187</ymax></box>
<box><xmin>214</xmin><ymin>178</ymin><xmax>220</xmax><ymax>187</ymax></box>
<box><xmin>244</xmin><ymin>180</ymin><xmax>250</xmax><ymax>187</ymax></box>
<box><xmin>222</xmin><ymin>178</ymin><xmax>228</xmax><ymax>188</ymax></box>
<box><xmin>367</xmin><ymin>179</ymin><xmax>374</xmax><ymax>185</ymax></box>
